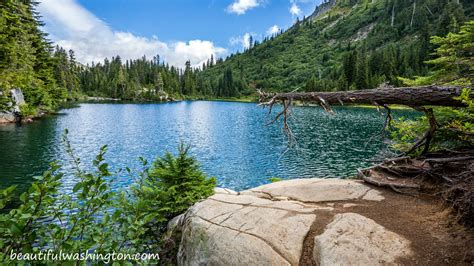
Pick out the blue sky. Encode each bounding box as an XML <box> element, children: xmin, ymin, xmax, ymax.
<box><xmin>38</xmin><ymin>0</ymin><xmax>322</xmax><ymax>67</ymax></box>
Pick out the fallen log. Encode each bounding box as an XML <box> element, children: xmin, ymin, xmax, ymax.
<box><xmin>259</xmin><ymin>85</ymin><xmax>470</xmax><ymax>107</ymax></box>
<box><xmin>259</xmin><ymin>85</ymin><xmax>472</xmax><ymax>155</ymax></box>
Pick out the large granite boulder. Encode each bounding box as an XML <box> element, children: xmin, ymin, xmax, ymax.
<box><xmin>172</xmin><ymin>179</ymin><xmax>413</xmax><ymax>265</ymax></box>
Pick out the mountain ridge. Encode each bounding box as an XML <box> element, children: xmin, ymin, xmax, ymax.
<box><xmin>197</xmin><ymin>0</ymin><xmax>473</xmax><ymax>96</ymax></box>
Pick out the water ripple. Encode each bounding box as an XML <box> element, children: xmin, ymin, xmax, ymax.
<box><xmin>0</xmin><ymin>101</ymin><xmax>417</xmax><ymax>192</ymax></box>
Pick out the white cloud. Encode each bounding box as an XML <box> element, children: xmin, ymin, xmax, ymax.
<box><xmin>266</xmin><ymin>25</ymin><xmax>280</xmax><ymax>36</ymax></box>
<box><xmin>227</xmin><ymin>0</ymin><xmax>261</xmax><ymax>15</ymax></box>
<box><xmin>289</xmin><ymin>2</ymin><xmax>302</xmax><ymax>16</ymax></box>
<box><xmin>230</xmin><ymin>33</ymin><xmax>253</xmax><ymax>49</ymax></box>
<box><xmin>38</xmin><ymin>0</ymin><xmax>226</xmax><ymax>68</ymax></box>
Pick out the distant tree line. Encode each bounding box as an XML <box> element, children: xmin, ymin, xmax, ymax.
<box><xmin>77</xmin><ymin>55</ymin><xmax>251</xmax><ymax>100</ymax></box>
<box><xmin>1</xmin><ymin>0</ymin><xmax>472</xmax><ymax>114</ymax></box>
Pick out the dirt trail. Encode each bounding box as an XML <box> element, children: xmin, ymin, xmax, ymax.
<box><xmin>299</xmin><ymin>185</ymin><xmax>474</xmax><ymax>265</ymax></box>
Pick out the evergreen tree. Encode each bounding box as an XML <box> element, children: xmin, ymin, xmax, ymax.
<box><xmin>0</xmin><ymin>0</ymin><xmax>67</xmax><ymax>111</ymax></box>
<box><xmin>342</xmin><ymin>50</ymin><xmax>356</xmax><ymax>87</ymax></box>
<box><xmin>355</xmin><ymin>50</ymin><xmax>369</xmax><ymax>89</ymax></box>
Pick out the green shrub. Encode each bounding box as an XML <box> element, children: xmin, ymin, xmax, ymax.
<box><xmin>116</xmin><ymin>144</ymin><xmax>216</xmax><ymax>253</ymax></box>
<box><xmin>268</xmin><ymin>177</ymin><xmax>283</xmax><ymax>183</ymax></box>
<box><xmin>391</xmin><ymin>89</ymin><xmax>474</xmax><ymax>154</ymax></box>
<box><xmin>0</xmin><ymin>131</ymin><xmax>216</xmax><ymax>264</ymax></box>
<box><xmin>19</xmin><ymin>103</ymin><xmax>37</xmax><ymax>117</ymax></box>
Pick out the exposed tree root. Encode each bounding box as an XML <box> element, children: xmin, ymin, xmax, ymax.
<box><xmin>359</xmin><ymin>150</ymin><xmax>474</xmax><ymax>227</ymax></box>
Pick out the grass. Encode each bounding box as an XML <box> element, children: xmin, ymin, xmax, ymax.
<box><xmin>203</xmin><ymin>96</ymin><xmax>257</xmax><ymax>103</ymax></box>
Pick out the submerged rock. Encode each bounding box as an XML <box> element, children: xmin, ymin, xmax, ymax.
<box><xmin>172</xmin><ymin>178</ymin><xmax>413</xmax><ymax>265</ymax></box>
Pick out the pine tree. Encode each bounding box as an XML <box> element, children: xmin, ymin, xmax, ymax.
<box><xmin>154</xmin><ymin>72</ymin><xmax>164</xmax><ymax>94</ymax></box>
<box><xmin>355</xmin><ymin>50</ymin><xmax>369</xmax><ymax>90</ymax></box>
<box><xmin>342</xmin><ymin>50</ymin><xmax>356</xmax><ymax>87</ymax></box>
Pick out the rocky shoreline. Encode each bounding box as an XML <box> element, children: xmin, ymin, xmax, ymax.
<box><xmin>168</xmin><ymin>178</ymin><xmax>473</xmax><ymax>265</ymax></box>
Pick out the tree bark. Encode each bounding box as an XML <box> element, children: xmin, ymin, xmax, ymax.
<box><xmin>410</xmin><ymin>0</ymin><xmax>416</xmax><ymax>28</ymax></box>
<box><xmin>391</xmin><ymin>0</ymin><xmax>396</xmax><ymax>27</ymax></box>
<box><xmin>258</xmin><ymin>85</ymin><xmax>470</xmax><ymax>107</ymax></box>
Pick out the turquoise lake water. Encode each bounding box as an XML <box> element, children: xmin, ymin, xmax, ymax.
<box><xmin>0</xmin><ymin>101</ymin><xmax>416</xmax><ymax>192</ymax></box>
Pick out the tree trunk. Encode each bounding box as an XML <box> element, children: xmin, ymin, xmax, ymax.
<box><xmin>410</xmin><ymin>0</ymin><xmax>416</xmax><ymax>28</ymax></box>
<box><xmin>391</xmin><ymin>0</ymin><xmax>396</xmax><ymax>27</ymax></box>
<box><xmin>258</xmin><ymin>85</ymin><xmax>470</xmax><ymax>107</ymax></box>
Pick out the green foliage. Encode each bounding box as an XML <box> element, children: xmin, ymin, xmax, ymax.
<box><xmin>0</xmin><ymin>91</ymin><xmax>10</xmax><ymax>112</ymax></box>
<box><xmin>0</xmin><ymin>132</ymin><xmax>216</xmax><ymax>264</ymax></box>
<box><xmin>0</xmin><ymin>162</ymin><xmax>64</xmax><ymax>260</ymax></box>
<box><xmin>196</xmin><ymin>0</ymin><xmax>473</xmax><ymax>93</ymax></box>
<box><xmin>115</xmin><ymin>144</ymin><xmax>216</xmax><ymax>253</ymax></box>
<box><xmin>0</xmin><ymin>1</ymin><xmax>68</xmax><ymax>111</ymax></box>
<box><xmin>53</xmin><ymin>47</ymin><xmax>81</xmax><ymax>100</ymax></box>
<box><xmin>268</xmin><ymin>177</ymin><xmax>283</xmax><ymax>183</ymax></box>
<box><xmin>392</xmin><ymin>20</ymin><xmax>474</xmax><ymax>154</ymax></box>
<box><xmin>79</xmin><ymin>55</ymin><xmax>184</xmax><ymax>100</ymax></box>
<box><xmin>392</xmin><ymin>89</ymin><xmax>474</xmax><ymax>153</ymax></box>
<box><xmin>0</xmin><ymin>131</ymin><xmax>117</xmax><ymax>262</ymax></box>
<box><xmin>427</xmin><ymin>19</ymin><xmax>474</xmax><ymax>84</ymax></box>
<box><xmin>19</xmin><ymin>104</ymin><xmax>37</xmax><ymax>117</ymax></box>
<box><xmin>401</xmin><ymin>20</ymin><xmax>474</xmax><ymax>86</ymax></box>
<box><xmin>3</xmin><ymin>0</ymin><xmax>472</xmax><ymax>103</ymax></box>
<box><xmin>144</xmin><ymin>144</ymin><xmax>216</xmax><ymax>219</ymax></box>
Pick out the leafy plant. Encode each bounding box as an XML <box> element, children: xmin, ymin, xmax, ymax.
<box><xmin>0</xmin><ymin>131</ymin><xmax>216</xmax><ymax>264</ymax></box>
<box><xmin>391</xmin><ymin>89</ymin><xmax>474</xmax><ymax>153</ymax></box>
<box><xmin>124</xmin><ymin>144</ymin><xmax>216</xmax><ymax>247</ymax></box>
<box><xmin>268</xmin><ymin>177</ymin><xmax>283</xmax><ymax>183</ymax></box>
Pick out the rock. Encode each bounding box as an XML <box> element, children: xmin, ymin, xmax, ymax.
<box><xmin>175</xmin><ymin>178</ymin><xmax>396</xmax><ymax>265</ymax></box>
<box><xmin>241</xmin><ymin>178</ymin><xmax>384</xmax><ymax>202</ymax></box>
<box><xmin>178</xmin><ymin>216</ymin><xmax>291</xmax><ymax>266</ymax></box>
<box><xmin>0</xmin><ymin>88</ymin><xmax>26</xmax><ymax>123</ymax></box>
<box><xmin>0</xmin><ymin>112</ymin><xmax>17</xmax><ymax>123</ymax></box>
<box><xmin>214</xmin><ymin>187</ymin><xmax>238</xmax><ymax>195</ymax></box>
<box><xmin>309</xmin><ymin>0</ymin><xmax>336</xmax><ymax>20</ymax></box>
<box><xmin>177</xmin><ymin>193</ymin><xmax>316</xmax><ymax>265</ymax></box>
<box><xmin>10</xmin><ymin>88</ymin><xmax>25</xmax><ymax>106</ymax></box>
<box><xmin>314</xmin><ymin>213</ymin><xmax>412</xmax><ymax>265</ymax></box>
<box><xmin>168</xmin><ymin>214</ymin><xmax>185</xmax><ymax>232</ymax></box>
<box><xmin>342</xmin><ymin>203</ymin><xmax>359</xmax><ymax>208</ymax></box>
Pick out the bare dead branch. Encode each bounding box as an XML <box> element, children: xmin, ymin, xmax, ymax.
<box><xmin>401</xmin><ymin>107</ymin><xmax>437</xmax><ymax>156</ymax></box>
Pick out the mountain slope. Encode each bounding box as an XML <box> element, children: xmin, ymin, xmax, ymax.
<box><xmin>199</xmin><ymin>0</ymin><xmax>474</xmax><ymax>94</ymax></box>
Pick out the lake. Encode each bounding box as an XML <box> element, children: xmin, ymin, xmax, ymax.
<box><xmin>0</xmin><ymin>101</ymin><xmax>415</xmax><ymax>192</ymax></box>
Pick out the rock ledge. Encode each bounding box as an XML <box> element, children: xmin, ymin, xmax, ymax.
<box><xmin>170</xmin><ymin>178</ymin><xmax>416</xmax><ymax>265</ymax></box>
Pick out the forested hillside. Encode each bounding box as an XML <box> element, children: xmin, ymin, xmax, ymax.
<box><xmin>73</xmin><ymin>0</ymin><xmax>474</xmax><ymax>100</ymax></box>
<box><xmin>1</xmin><ymin>0</ymin><xmax>473</xmax><ymax>109</ymax></box>
<box><xmin>199</xmin><ymin>0</ymin><xmax>473</xmax><ymax>95</ymax></box>
<box><xmin>0</xmin><ymin>1</ymin><xmax>69</xmax><ymax>115</ymax></box>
